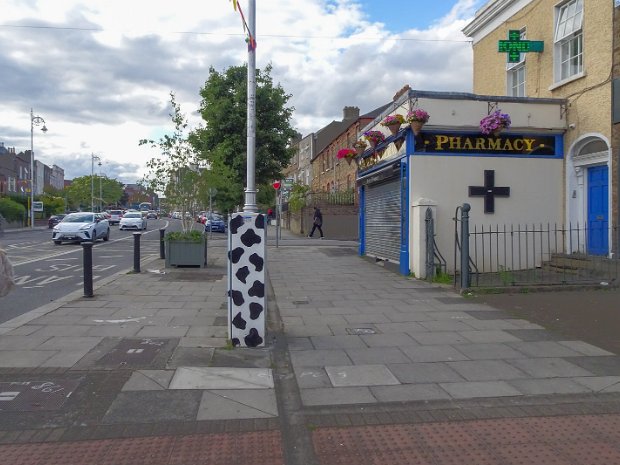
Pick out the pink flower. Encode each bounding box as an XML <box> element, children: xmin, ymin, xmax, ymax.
<box><xmin>406</xmin><ymin>109</ymin><xmax>430</xmax><ymax>123</ymax></box>
<box><xmin>337</xmin><ymin>148</ymin><xmax>357</xmax><ymax>159</ymax></box>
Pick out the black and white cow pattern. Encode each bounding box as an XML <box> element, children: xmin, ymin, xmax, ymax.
<box><xmin>227</xmin><ymin>212</ymin><xmax>266</xmax><ymax>347</ymax></box>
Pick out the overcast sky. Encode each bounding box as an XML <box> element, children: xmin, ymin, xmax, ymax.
<box><xmin>0</xmin><ymin>0</ymin><xmax>485</xmax><ymax>184</ymax></box>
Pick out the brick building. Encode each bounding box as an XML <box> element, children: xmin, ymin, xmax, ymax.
<box><xmin>464</xmin><ymin>0</ymin><xmax>619</xmax><ymax>256</ymax></box>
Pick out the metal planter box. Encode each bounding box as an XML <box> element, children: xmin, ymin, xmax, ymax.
<box><xmin>165</xmin><ymin>238</ymin><xmax>207</xmax><ymax>268</ymax></box>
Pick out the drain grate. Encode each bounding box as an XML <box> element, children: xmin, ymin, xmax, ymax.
<box><xmin>0</xmin><ymin>378</ymin><xmax>82</xmax><ymax>411</ymax></box>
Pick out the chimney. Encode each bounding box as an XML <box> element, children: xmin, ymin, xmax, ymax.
<box><xmin>342</xmin><ymin>106</ymin><xmax>360</xmax><ymax>121</ymax></box>
<box><xmin>392</xmin><ymin>84</ymin><xmax>412</xmax><ymax>102</ymax></box>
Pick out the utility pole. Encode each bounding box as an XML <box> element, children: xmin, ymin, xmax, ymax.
<box><xmin>98</xmin><ymin>161</ymin><xmax>103</xmax><ymax>212</ymax></box>
<box><xmin>243</xmin><ymin>0</ymin><xmax>257</xmax><ymax>213</ymax></box>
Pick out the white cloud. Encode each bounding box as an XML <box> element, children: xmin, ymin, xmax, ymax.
<box><xmin>0</xmin><ymin>0</ymin><xmax>480</xmax><ymax>183</ymax></box>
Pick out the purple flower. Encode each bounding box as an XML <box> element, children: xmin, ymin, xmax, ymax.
<box><xmin>480</xmin><ymin>110</ymin><xmax>511</xmax><ymax>135</ymax></box>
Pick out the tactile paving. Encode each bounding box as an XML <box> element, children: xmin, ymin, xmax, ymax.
<box><xmin>312</xmin><ymin>414</ymin><xmax>620</xmax><ymax>465</ymax></box>
<box><xmin>0</xmin><ymin>431</ymin><xmax>283</xmax><ymax>465</ymax></box>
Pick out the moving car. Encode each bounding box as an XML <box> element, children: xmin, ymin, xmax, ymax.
<box><xmin>52</xmin><ymin>212</ymin><xmax>110</xmax><ymax>244</ymax></box>
<box><xmin>48</xmin><ymin>214</ymin><xmax>66</xmax><ymax>229</ymax></box>
<box><xmin>204</xmin><ymin>213</ymin><xmax>227</xmax><ymax>233</ymax></box>
<box><xmin>146</xmin><ymin>210</ymin><xmax>158</xmax><ymax>219</ymax></box>
<box><xmin>108</xmin><ymin>210</ymin><xmax>123</xmax><ymax>225</ymax></box>
<box><xmin>119</xmin><ymin>212</ymin><xmax>147</xmax><ymax>230</ymax></box>
<box><xmin>171</xmin><ymin>211</ymin><xmax>182</xmax><ymax>219</ymax></box>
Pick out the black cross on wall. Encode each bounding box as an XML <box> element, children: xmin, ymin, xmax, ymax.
<box><xmin>468</xmin><ymin>170</ymin><xmax>510</xmax><ymax>213</ymax></box>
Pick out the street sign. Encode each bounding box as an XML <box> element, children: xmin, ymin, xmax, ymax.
<box><xmin>272</xmin><ymin>180</ymin><xmax>281</xmax><ymax>190</ymax></box>
<box><xmin>284</xmin><ymin>177</ymin><xmax>294</xmax><ymax>188</ymax></box>
<box><xmin>32</xmin><ymin>201</ymin><xmax>43</xmax><ymax>212</ymax></box>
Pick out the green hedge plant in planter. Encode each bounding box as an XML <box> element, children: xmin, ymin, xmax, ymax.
<box><xmin>164</xmin><ymin>230</ymin><xmax>207</xmax><ymax>268</ymax></box>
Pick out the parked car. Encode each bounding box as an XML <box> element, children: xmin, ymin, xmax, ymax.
<box><xmin>108</xmin><ymin>210</ymin><xmax>123</xmax><ymax>225</ymax></box>
<box><xmin>205</xmin><ymin>214</ymin><xmax>227</xmax><ymax>233</ymax></box>
<box><xmin>119</xmin><ymin>212</ymin><xmax>147</xmax><ymax>230</ymax></box>
<box><xmin>48</xmin><ymin>214</ymin><xmax>66</xmax><ymax>229</ymax></box>
<box><xmin>196</xmin><ymin>211</ymin><xmax>207</xmax><ymax>223</ymax></box>
<box><xmin>52</xmin><ymin>212</ymin><xmax>110</xmax><ymax>244</ymax></box>
<box><xmin>171</xmin><ymin>211</ymin><xmax>182</xmax><ymax>219</ymax></box>
<box><xmin>146</xmin><ymin>210</ymin><xmax>158</xmax><ymax>219</ymax></box>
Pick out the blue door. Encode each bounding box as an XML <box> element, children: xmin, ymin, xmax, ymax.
<box><xmin>587</xmin><ymin>165</ymin><xmax>608</xmax><ymax>255</ymax></box>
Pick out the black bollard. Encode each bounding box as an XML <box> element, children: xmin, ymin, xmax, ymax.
<box><xmin>82</xmin><ymin>242</ymin><xmax>94</xmax><ymax>298</ymax></box>
<box><xmin>133</xmin><ymin>232</ymin><xmax>141</xmax><ymax>273</ymax></box>
<box><xmin>159</xmin><ymin>228</ymin><xmax>166</xmax><ymax>259</ymax></box>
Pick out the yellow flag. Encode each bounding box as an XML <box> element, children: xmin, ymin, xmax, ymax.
<box><xmin>230</xmin><ymin>0</ymin><xmax>237</xmax><ymax>11</ymax></box>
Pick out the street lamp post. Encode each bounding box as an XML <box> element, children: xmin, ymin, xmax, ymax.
<box><xmin>98</xmin><ymin>161</ymin><xmax>103</xmax><ymax>212</ymax></box>
<box><xmin>91</xmin><ymin>153</ymin><xmax>100</xmax><ymax>212</ymax></box>
<box><xmin>30</xmin><ymin>109</ymin><xmax>47</xmax><ymax>228</ymax></box>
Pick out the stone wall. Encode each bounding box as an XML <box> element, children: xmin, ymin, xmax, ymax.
<box><xmin>285</xmin><ymin>204</ymin><xmax>359</xmax><ymax>240</ymax></box>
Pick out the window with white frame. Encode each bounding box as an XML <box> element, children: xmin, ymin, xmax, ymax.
<box><xmin>507</xmin><ymin>28</ymin><xmax>526</xmax><ymax>96</ymax></box>
<box><xmin>554</xmin><ymin>0</ymin><xmax>583</xmax><ymax>82</ymax></box>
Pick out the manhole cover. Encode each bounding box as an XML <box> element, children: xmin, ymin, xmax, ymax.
<box><xmin>0</xmin><ymin>378</ymin><xmax>82</xmax><ymax>411</ymax></box>
<box><xmin>345</xmin><ymin>328</ymin><xmax>377</xmax><ymax>335</ymax></box>
<box><xmin>96</xmin><ymin>338</ymin><xmax>171</xmax><ymax>368</ymax></box>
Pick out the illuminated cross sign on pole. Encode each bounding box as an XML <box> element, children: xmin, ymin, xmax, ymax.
<box><xmin>498</xmin><ymin>30</ymin><xmax>544</xmax><ymax>63</ymax></box>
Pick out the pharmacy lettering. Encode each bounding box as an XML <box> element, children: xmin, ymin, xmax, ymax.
<box><xmin>418</xmin><ymin>133</ymin><xmax>557</xmax><ymax>156</ymax></box>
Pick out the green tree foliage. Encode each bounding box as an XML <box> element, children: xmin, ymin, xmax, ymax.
<box><xmin>140</xmin><ymin>92</ymin><xmax>205</xmax><ymax>232</ymax></box>
<box><xmin>191</xmin><ymin>64</ymin><xmax>297</xmax><ymax>210</ymax></box>
<box><xmin>65</xmin><ymin>176</ymin><xmax>123</xmax><ymax>211</ymax></box>
<box><xmin>0</xmin><ymin>198</ymin><xmax>26</xmax><ymax>222</ymax></box>
<box><xmin>288</xmin><ymin>183</ymin><xmax>310</xmax><ymax>212</ymax></box>
<box><xmin>39</xmin><ymin>193</ymin><xmax>65</xmax><ymax>216</ymax></box>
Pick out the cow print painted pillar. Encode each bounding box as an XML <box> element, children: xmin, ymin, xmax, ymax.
<box><xmin>227</xmin><ymin>212</ymin><xmax>266</xmax><ymax>347</ymax></box>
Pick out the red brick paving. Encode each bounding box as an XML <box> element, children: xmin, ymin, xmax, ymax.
<box><xmin>3</xmin><ymin>415</ymin><xmax>620</xmax><ymax>464</ymax></box>
<box><xmin>312</xmin><ymin>414</ymin><xmax>620</xmax><ymax>465</ymax></box>
<box><xmin>0</xmin><ymin>431</ymin><xmax>283</xmax><ymax>465</ymax></box>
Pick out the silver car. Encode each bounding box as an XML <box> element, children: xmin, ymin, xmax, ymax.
<box><xmin>119</xmin><ymin>212</ymin><xmax>147</xmax><ymax>230</ymax></box>
<box><xmin>52</xmin><ymin>212</ymin><xmax>110</xmax><ymax>244</ymax></box>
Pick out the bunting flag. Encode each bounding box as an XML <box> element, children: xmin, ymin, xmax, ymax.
<box><xmin>228</xmin><ymin>0</ymin><xmax>256</xmax><ymax>51</ymax></box>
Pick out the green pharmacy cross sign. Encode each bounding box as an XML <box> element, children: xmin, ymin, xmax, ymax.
<box><xmin>498</xmin><ymin>30</ymin><xmax>544</xmax><ymax>63</ymax></box>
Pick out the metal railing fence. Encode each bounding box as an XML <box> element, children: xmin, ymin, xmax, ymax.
<box><xmin>458</xmin><ymin>220</ymin><xmax>618</xmax><ymax>287</ymax></box>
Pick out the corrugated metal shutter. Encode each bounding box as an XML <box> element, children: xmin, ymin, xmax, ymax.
<box><xmin>365</xmin><ymin>179</ymin><xmax>401</xmax><ymax>262</ymax></box>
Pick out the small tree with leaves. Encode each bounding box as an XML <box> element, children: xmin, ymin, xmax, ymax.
<box><xmin>140</xmin><ymin>92</ymin><xmax>204</xmax><ymax>232</ymax></box>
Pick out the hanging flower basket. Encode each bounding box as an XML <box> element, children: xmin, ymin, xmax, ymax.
<box><xmin>406</xmin><ymin>109</ymin><xmax>430</xmax><ymax>135</ymax></box>
<box><xmin>353</xmin><ymin>140</ymin><xmax>367</xmax><ymax>156</ymax></box>
<box><xmin>337</xmin><ymin>148</ymin><xmax>357</xmax><ymax>165</ymax></box>
<box><xmin>380</xmin><ymin>114</ymin><xmax>405</xmax><ymax>136</ymax></box>
<box><xmin>480</xmin><ymin>110</ymin><xmax>511</xmax><ymax>135</ymax></box>
<box><xmin>364</xmin><ymin>130</ymin><xmax>386</xmax><ymax>148</ymax></box>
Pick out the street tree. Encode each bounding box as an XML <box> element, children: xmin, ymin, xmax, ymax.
<box><xmin>190</xmin><ymin>64</ymin><xmax>297</xmax><ymax>211</ymax></box>
<box><xmin>140</xmin><ymin>92</ymin><xmax>205</xmax><ymax>232</ymax></box>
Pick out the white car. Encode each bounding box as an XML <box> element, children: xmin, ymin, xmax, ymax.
<box><xmin>52</xmin><ymin>212</ymin><xmax>110</xmax><ymax>244</ymax></box>
<box><xmin>119</xmin><ymin>212</ymin><xmax>147</xmax><ymax>230</ymax></box>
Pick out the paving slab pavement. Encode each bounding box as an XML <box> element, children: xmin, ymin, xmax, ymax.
<box><xmin>1</xmin><ymin>230</ymin><xmax>620</xmax><ymax>464</ymax></box>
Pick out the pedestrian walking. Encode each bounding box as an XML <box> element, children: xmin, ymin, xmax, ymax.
<box><xmin>307</xmin><ymin>206</ymin><xmax>324</xmax><ymax>239</ymax></box>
